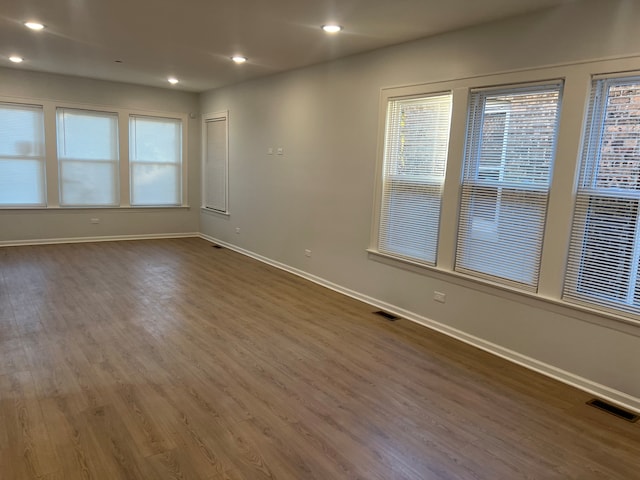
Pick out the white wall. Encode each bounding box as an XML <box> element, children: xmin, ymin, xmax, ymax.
<box><xmin>0</xmin><ymin>68</ymin><xmax>201</xmax><ymax>242</ymax></box>
<box><xmin>200</xmin><ymin>0</ymin><xmax>640</xmax><ymax>410</ymax></box>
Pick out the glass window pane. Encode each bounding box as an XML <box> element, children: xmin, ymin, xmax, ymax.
<box><xmin>578</xmin><ymin>196</ymin><xmax>637</xmax><ymax>301</ymax></box>
<box><xmin>0</xmin><ymin>104</ymin><xmax>44</xmax><ymax>157</ymax></box>
<box><xmin>0</xmin><ymin>159</ymin><xmax>45</xmax><ymax>205</ymax></box>
<box><xmin>595</xmin><ymin>83</ymin><xmax>640</xmax><ymax>190</ymax></box>
<box><xmin>131</xmin><ymin>164</ymin><xmax>179</xmax><ymax>205</ymax></box>
<box><xmin>57</xmin><ymin>109</ymin><xmax>118</xmax><ymax>160</ymax></box>
<box><xmin>59</xmin><ymin>160</ymin><xmax>118</xmax><ymax>206</ymax></box>
<box><xmin>130</xmin><ymin>117</ymin><xmax>181</xmax><ymax>163</ymax></box>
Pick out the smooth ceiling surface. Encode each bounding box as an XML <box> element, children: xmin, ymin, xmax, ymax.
<box><xmin>1</xmin><ymin>0</ymin><xmax>573</xmax><ymax>92</ymax></box>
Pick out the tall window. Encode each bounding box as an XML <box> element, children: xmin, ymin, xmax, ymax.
<box><xmin>565</xmin><ymin>75</ymin><xmax>640</xmax><ymax>316</ymax></box>
<box><xmin>203</xmin><ymin>113</ymin><xmax>229</xmax><ymax>213</ymax></box>
<box><xmin>0</xmin><ymin>102</ymin><xmax>46</xmax><ymax>206</ymax></box>
<box><xmin>455</xmin><ymin>82</ymin><xmax>563</xmax><ymax>290</ymax></box>
<box><xmin>129</xmin><ymin>115</ymin><xmax>182</xmax><ymax>206</ymax></box>
<box><xmin>57</xmin><ymin>108</ymin><xmax>119</xmax><ymax>206</ymax></box>
<box><xmin>377</xmin><ymin>92</ymin><xmax>453</xmax><ymax>264</ymax></box>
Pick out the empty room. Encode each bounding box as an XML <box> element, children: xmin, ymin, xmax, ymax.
<box><xmin>1</xmin><ymin>0</ymin><xmax>640</xmax><ymax>478</ymax></box>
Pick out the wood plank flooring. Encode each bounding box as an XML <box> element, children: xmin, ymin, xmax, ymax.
<box><xmin>0</xmin><ymin>237</ymin><xmax>638</xmax><ymax>479</ymax></box>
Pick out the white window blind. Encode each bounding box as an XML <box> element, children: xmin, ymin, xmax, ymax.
<box><xmin>564</xmin><ymin>75</ymin><xmax>640</xmax><ymax>316</ymax></box>
<box><xmin>377</xmin><ymin>92</ymin><xmax>452</xmax><ymax>264</ymax></box>
<box><xmin>129</xmin><ymin>115</ymin><xmax>182</xmax><ymax>206</ymax></box>
<box><xmin>203</xmin><ymin>116</ymin><xmax>228</xmax><ymax>212</ymax></box>
<box><xmin>455</xmin><ymin>82</ymin><xmax>562</xmax><ymax>290</ymax></box>
<box><xmin>57</xmin><ymin>108</ymin><xmax>119</xmax><ymax>206</ymax></box>
<box><xmin>0</xmin><ymin>102</ymin><xmax>46</xmax><ymax>206</ymax></box>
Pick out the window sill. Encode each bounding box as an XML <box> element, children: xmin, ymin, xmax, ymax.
<box><xmin>367</xmin><ymin>248</ymin><xmax>640</xmax><ymax>337</ymax></box>
<box><xmin>201</xmin><ymin>207</ymin><xmax>230</xmax><ymax>217</ymax></box>
<box><xmin>0</xmin><ymin>205</ymin><xmax>191</xmax><ymax>212</ymax></box>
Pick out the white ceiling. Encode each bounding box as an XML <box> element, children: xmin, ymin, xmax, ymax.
<box><xmin>1</xmin><ymin>0</ymin><xmax>573</xmax><ymax>92</ymax></box>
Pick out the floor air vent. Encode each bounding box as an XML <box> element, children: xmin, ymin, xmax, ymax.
<box><xmin>373</xmin><ymin>311</ymin><xmax>399</xmax><ymax>321</ymax></box>
<box><xmin>586</xmin><ymin>399</ymin><xmax>639</xmax><ymax>423</ymax></box>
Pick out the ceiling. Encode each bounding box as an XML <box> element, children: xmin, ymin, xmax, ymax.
<box><xmin>1</xmin><ymin>0</ymin><xmax>573</xmax><ymax>93</ymax></box>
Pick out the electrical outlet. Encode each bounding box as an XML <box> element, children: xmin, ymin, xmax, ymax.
<box><xmin>276</xmin><ymin>146</ymin><xmax>284</xmax><ymax>155</ymax></box>
<box><xmin>433</xmin><ymin>291</ymin><xmax>446</xmax><ymax>303</ymax></box>
<box><xmin>235</xmin><ymin>227</ymin><xmax>240</xmax><ymax>234</ymax></box>
<box><xmin>90</xmin><ymin>218</ymin><xmax>100</xmax><ymax>224</ymax></box>
<box><xmin>304</xmin><ymin>249</ymin><xmax>312</xmax><ymax>257</ymax></box>
<box><xmin>267</xmin><ymin>147</ymin><xmax>274</xmax><ymax>155</ymax></box>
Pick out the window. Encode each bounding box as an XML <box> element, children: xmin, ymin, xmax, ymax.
<box><xmin>376</xmin><ymin>92</ymin><xmax>453</xmax><ymax>264</ymax></box>
<box><xmin>455</xmin><ymin>82</ymin><xmax>563</xmax><ymax>290</ymax></box>
<box><xmin>0</xmin><ymin>102</ymin><xmax>46</xmax><ymax>206</ymax></box>
<box><xmin>57</xmin><ymin>108</ymin><xmax>119</xmax><ymax>206</ymax></box>
<box><xmin>129</xmin><ymin>115</ymin><xmax>182</xmax><ymax>206</ymax></box>
<box><xmin>203</xmin><ymin>113</ymin><xmax>229</xmax><ymax>213</ymax></box>
<box><xmin>564</xmin><ymin>75</ymin><xmax>640</xmax><ymax>316</ymax></box>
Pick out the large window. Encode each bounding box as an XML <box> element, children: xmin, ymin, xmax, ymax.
<box><xmin>455</xmin><ymin>82</ymin><xmax>563</xmax><ymax>290</ymax></box>
<box><xmin>376</xmin><ymin>92</ymin><xmax>453</xmax><ymax>264</ymax></box>
<box><xmin>203</xmin><ymin>113</ymin><xmax>229</xmax><ymax>213</ymax></box>
<box><xmin>57</xmin><ymin>108</ymin><xmax>119</xmax><ymax>206</ymax></box>
<box><xmin>129</xmin><ymin>115</ymin><xmax>182</xmax><ymax>206</ymax></box>
<box><xmin>0</xmin><ymin>102</ymin><xmax>46</xmax><ymax>206</ymax></box>
<box><xmin>564</xmin><ymin>75</ymin><xmax>640</xmax><ymax>316</ymax></box>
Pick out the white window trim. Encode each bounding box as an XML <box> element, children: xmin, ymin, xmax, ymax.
<box><xmin>373</xmin><ymin>90</ymin><xmax>453</xmax><ymax>265</ymax></box>
<box><xmin>56</xmin><ymin>107</ymin><xmax>121</xmax><ymax>207</ymax></box>
<box><xmin>201</xmin><ymin>110</ymin><xmax>230</xmax><ymax>215</ymax></box>
<box><xmin>370</xmin><ymin>57</ymin><xmax>640</xmax><ymax>332</ymax></box>
<box><xmin>0</xmin><ymin>100</ymin><xmax>47</xmax><ymax>207</ymax></box>
<box><xmin>564</xmin><ymin>73</ymin><xmax>640</xmax><ymax>317</ymax></box>
<box><xmin>455</xmin><ymin>80</ymin><xmax>563</xmax><ymax>291</ymax></box>
<box><xmin>129</xmin><ymin>114</ymin><xmax>186</xmax><ymax>207</ymax></box>
<box><xmin>370</xmin><ymin>82</ymin><xmax>462</xmax><ymax>264</ymax></box>
<box><xmin>0</xmin><ymin>95</ymin><xmax>189</xmax><ymax>209</ymax></box>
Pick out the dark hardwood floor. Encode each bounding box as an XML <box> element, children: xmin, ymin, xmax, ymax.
<box><xmin>0</xmin><ymin>238</ymin><xmax>638</xmax><ymax>479</ymax></box>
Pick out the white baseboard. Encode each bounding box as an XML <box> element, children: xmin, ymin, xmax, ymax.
<box><xmin>199</xmin><ymin>233</ymin><xmax>640</xmax><ymax>414</ymax></box>
<box><xmin>0</xmin><ymin>232</ymin><xmax>199</xmax><ymax>247</ymax></box>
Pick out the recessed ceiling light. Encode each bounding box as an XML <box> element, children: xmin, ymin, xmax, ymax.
<box><xmin>24</xmin><ymin>22</ymin><xmax>45</xmax><ymax>31</ymax></box>
<box><xmin>321</xmin><ymin>24</ymin><xmax>343</xmax><ymax>33</ymax></box>
<box><xmin>9</xmin><ymin>56</ymin><xmax>24</xmax><ymax>63</ymax></box>
<box><xmin>168</xmin><ymin>77</ymin><xmax>179</xmax><ymax>84</ymax></box>
<box><xmin>231</xmin><ymin>55</ymin><xmax>247</xmax><ymax>64</ymax></box>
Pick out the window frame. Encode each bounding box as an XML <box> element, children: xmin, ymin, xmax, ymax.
<box><xmin>454</xmin><ymin>81</ymin><xmax>564</xmax><ymax>291</ymax></box>
<box><xmin>369</xmin><ymin>83</ymin><xmax>457</xmax><ymax>267</ymax></box>
<box><xmin>0</xmin><ymin>100</ymin><xmax>47</xmax><ymax>207</ymax></box>
<box><xmin>367</xmin><ymin>61</ymin><xmax>640</xmax><ymax>332</ymax></box>
<box><xmin>56</xmin><ymin>107</ymin><xmax>121</xmax><ymax>207</ymax></box>
<box><xmin>564</xmin><ymin>73</ymin><xmax>640</xmax><ymax>317</ymax></box>
<box><xmin>0</xmin><ymin>96</ymin><xmax>189</xmax><ymax>210</ymax></box>
<box><xmin>376</xmin><ymin>90</ymin><xmax>453</xmax><ymax>265</ymax></box>
<box><xmin>129</xmin><ymin>114</ymin><xmax>184</xmax><ymax>207</ymax></box>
